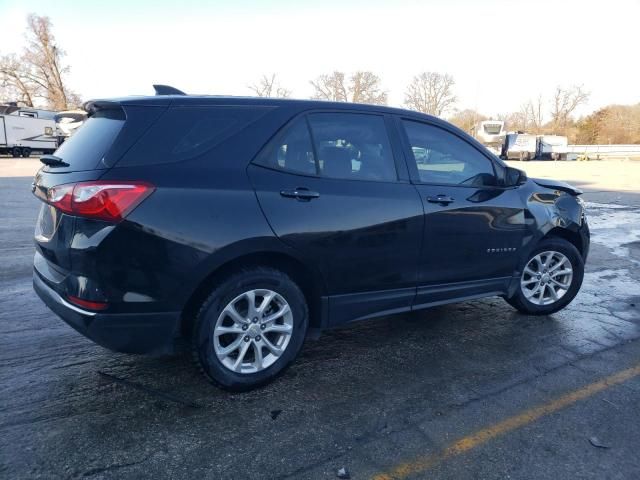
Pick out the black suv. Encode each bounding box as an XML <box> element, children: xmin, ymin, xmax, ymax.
<box><xmin>33</xmin><ymin>87</ymin><xmax>589</xmax><ymax>391</ymax></box>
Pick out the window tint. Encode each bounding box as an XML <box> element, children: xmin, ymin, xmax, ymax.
<box><xmin>307</xmin><ymin>113</ymin><xmax>397</xmax><ymax>182</ymax></box>
<box><xmin>253</xmin><ymin>118</ymin><xmax>317</xmax><ymax>175</ymax></box>
<box><xmin>403</xmin><ymin>120</ymin><xmax>497</xmax><ymax>187</ymax></box>
<box><xmin>121</xmin><ymin>106</ymin><xmax>272</xmax><ymax>166</ymax></box>
<box><xmin>53</xmin><ymin>109</ymin><xmax>125</xmax><ymax>171</ymax></box>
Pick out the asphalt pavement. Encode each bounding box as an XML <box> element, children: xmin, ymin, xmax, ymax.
<box><xmin>1</xmin><ymin>161</ymin><xmax>639</xmax><ymax>480</ymax></box>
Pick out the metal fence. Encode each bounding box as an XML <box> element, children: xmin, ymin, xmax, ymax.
<box><xmin>567</xmin><ymin>144</ymin><xmax>640</xmax><ymax>160</ymax></box>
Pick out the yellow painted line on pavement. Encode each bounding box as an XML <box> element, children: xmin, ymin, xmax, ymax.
<box><xmin>372</xmin><ymin>364</ymin><xmax>640</xmax><ymax>480</ymax></box>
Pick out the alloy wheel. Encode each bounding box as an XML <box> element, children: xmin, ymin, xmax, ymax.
<box><xmin>521</xmin><ymin>250</ymin><xmax>573</xmax><ymax>306</ymax></box>
<box><xmin>213</xmin><ymin>289</ymin><xmax>293</xmax><ymax>374</ymax></box>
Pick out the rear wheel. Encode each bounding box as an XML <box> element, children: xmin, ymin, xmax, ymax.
<box><xmin>192</xmin><ymin>268</ymin><xmax>308</xmax><ymax>391</ymax></box>
<box><xmin>21</xmin><ymin>147</ymin><xmax>31</xmax><ymax>158</ymax></box>
<box><xmin>11</xmin><ymin>147</ymin><xmax>21</xmax><ymax>158</ymax></box>
<box><xmin>505</xmin><ymin>238</ymin><xmax>584</xmax><ymax>315</ymax></box>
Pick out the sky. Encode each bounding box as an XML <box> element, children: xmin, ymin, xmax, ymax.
<box><xmin>0</xmin><ymin>0</ymin><xmax>638</xmax><ymax>119</ymax></box>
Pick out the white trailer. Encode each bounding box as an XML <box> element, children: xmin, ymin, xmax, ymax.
<box><xmin>536</xmin><ymin>135</ymin><xmax>568</xmax><ymax>161</ymax></box>
<box><xmin>0</xmin><ymin>113</ymin><xmax>58</xmax><ymax>157</ymax></box>
<box><xmin>502</xmin><ymin>132</ymin><xmax>537</xmax><ymax>161</ymax></box>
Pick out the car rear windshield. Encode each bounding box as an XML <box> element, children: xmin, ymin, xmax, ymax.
<box><xmin>52</xmin><ymin>109</ymin><xmax>125</xmax><ymax>171</ymax></box>
<box><xmin>115</xmin><ymin>106</ymin><xmax>273</xmax><ymax>167</ymax></box>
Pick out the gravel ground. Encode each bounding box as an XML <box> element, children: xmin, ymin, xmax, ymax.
<box><xmin>1</xmin><ymin>159</ymin><xmax>639</xmax><ymax>480</ymax></box>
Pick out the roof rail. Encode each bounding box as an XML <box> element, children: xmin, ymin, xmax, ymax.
<box><xmin>153</xmin><ymin>84</ymin><xmax>186</xmax><ymax>96</ymax></box>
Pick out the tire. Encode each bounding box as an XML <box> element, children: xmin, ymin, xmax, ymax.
<box><xmin>505</xmin><ymin>237</ymin><xmax>584</xmax><ymax>315</ymax></box>
<box><xmin>192</xmin><ymin>267</ymin><xmax>308</xmax><ymax>391</ymax></box>
<box><xmin>12</xmin><ymin>147</ymin><xmax>21</xmax><ymax>158</ymax></box>
<box><xmin>21</xmin><ymin>148</ymin><xmax>31</xmax><ymax>158</ymax></box>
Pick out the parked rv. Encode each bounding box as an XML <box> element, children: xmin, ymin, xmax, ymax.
<box><xmin>0</xmin><ymin>104</ymin><xmax>58</xmax><ymax>157</ymax></box>
<box><xmin>536</xmin><ymin>135</ymin><xmax>568</xmax><ymax>161</ymax></box>
<box><xmin>502</xmin><ymin>132</ymin><xmax>537</xmax><ymax>161</ymax></box>
<box><xmin>474</xmin><ymin>120</ymin><xmax>505</xmax><ymax>156</ymax></box>
<box><xmin>54</xmin><ymin>110</ymin><xmax>87</xmax><ymax>144</ymax></box>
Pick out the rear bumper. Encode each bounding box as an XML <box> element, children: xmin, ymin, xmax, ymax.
<box><xmin>33</xmin><ymin>270</ymin><xmax>180</xmax><ymax>354</ymax></box>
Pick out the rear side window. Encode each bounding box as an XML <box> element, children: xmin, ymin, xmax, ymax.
<box><xmin>308</xmin><ymin>113</ymin><xmax>397</xmax><ymax>182</ymax></box>
<box><xmin>253</xmin><ymin>118</ymin><xmax>317</xmax><ymax>175</ymax></box>
<box><xmin>118</xmin><ymin>106</ymin><xmax>272</xmax><ymax>166</ymax></box>
<box><xmin>254</xmin><ymin>112</ymin><xmax>397</xmax><ymax>182</ymax></box>
<box><xmin>53</xmin><ymin>109</ymin><xmax>125</xmax><ymax>171</ymax></box>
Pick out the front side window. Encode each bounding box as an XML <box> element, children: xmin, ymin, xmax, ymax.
<box><xmin>403</xmin><ymin>120</ymin><xmax>497</xmax><ymax>187</ymax></box>
<box><xmin>253</xmin><ymin>118</ymin><xmax>316</xmax><ymax>175</ymax></box>
<box><xmin>307</xmin><ymin>113</ymin><xmax>397</xmax><ymax>182</ymax></box>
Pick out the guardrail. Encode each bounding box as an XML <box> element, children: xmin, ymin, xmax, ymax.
<box><xmin>567</xmin><ymin>144</ymin><xmax>640</xmax><ymax>160</ymax></box>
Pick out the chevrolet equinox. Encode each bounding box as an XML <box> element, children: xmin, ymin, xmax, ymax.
<box><xmin>33</xmin><ymin>86</ymin><xmax>590</xmax><ymax>391</ymax></box>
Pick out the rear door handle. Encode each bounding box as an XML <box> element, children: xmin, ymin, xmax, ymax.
<box><xmin>280</xmin><ymin>187</ymin><xmax>320</xmax><ymax>201</ymax></box>
<box><xmin>426</xmin><ymin>195</ymin><xmax>455</xmax><ymax>205</ymax></box>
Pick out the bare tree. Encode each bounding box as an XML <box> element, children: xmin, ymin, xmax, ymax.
<box><xmin>523</xmin><ymin>94</ymin><xmax>545</xmax><ymax>133</ymax></box>
<box><xmin>0</xmin><ymin>54</ymin><xmax>38</xmax><ymax>106</ymax></box>
<box><xmin>248</xmin><ymin>74</ymin><xmax>291</xmax><ymax>98</ymax></box>
<box><xmin>551</xmin><ymin>85</ymin><xmax>589</xmax><ymax>130</ymax></box>
<box><xmin>404</xmin><ymin>72</ymin><xmax>456</xmax><ymax>116</ymax></box>
<box><xmin>504</xmin><ymin>110</ymin><xmax>528</xmax><ymax>132</ymax></box>
<box><xmin>310</xmin><ymin>71</ymin><xmax>348</xmax><ymax>101</ymax></box>
<box><xmin>448</xmin><ymin>109</ymin><xmax>487</xmax><ymax>134</ymax></box>
<box><xmin>349</xmin><ymin>71</ymin><xmax>387</xmax><ymax>105</ymax></box>
<box><xmin>0</xmin><ymin>14</ymin><xmax>79</xmax><ymax>109</ymax></box>
<box><xmin>310</xmin><ymin>71</ymin><xmax>387</xmax><ymax>105</ymax></box>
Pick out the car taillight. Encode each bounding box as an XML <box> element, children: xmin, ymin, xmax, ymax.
<box><xmin>47</xmin><ymin>181</ymin><xmax>154</xmax><ymax>222</ymax></box>
<box><xmin>67</xmin><ymin>295</ymin><xmax>108</xmax><ymax>311</ymax></box>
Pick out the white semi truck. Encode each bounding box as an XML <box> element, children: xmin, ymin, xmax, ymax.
<box><xmin>0</xmin><ymin>105</ymin><xmax>58</xmax><ymax>157</ymax></box>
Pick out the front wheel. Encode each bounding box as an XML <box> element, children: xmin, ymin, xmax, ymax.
<box><xmin>192</xmin><ymin>268</ymin><xmax>308</xmax><ymax>391</ymax></box>
<box><xmin>505</xmin><ymin>238</ymin><xmax>584</xmax><ymax>315</ymax></box>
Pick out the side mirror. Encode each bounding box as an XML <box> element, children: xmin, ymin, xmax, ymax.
<box><xmin>505</xmin><ymin>166</ymin><xmax>527</xmax><ymax>186</ymax></box>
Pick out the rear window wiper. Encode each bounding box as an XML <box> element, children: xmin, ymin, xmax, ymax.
<box><xmin>40</xmin><ymin>154</ymin><xmax>70</xmax><ymax>167</ymax></box>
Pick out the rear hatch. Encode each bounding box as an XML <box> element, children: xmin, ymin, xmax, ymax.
<box><xmin>33</xmin><ymin>101</ymin><xmax>166</xmax><ymax>278</ymax></box>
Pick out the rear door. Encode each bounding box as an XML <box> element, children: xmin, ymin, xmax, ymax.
<box><xmin>396</xmin><ymin>118</ymin><xmax>526</xmax><ymax>306</ymax></box>
<box><xmin>248</xmin><ymin>111</ymin><xmax>424</xmax><ymax>325</ymax></box>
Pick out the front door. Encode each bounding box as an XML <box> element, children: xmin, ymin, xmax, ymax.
<box><xmin>397</xmin><ymin>118</ymin><xmax>526</xmax><ymax>306</ymax></box>
<box><xmin>248</xmin><ymin>112</ymin><xmax>424</xmax><ymax>324</ymax></box>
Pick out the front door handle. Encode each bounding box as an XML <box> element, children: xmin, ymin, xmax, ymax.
<box><xmin>280</xmin><ymin>187</ymin><xmax>320</xmax><ymax>201</ymax></box>
<box><xmin>426</xmin><ymin>195</ymin><xmax>455</xmax><ymax>205</ymax></box>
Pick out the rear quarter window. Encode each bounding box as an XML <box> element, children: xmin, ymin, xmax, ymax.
<box><xmin>117</xmin><ymin>106</ymin><xmax>273</xmax><ymax>167</ymax></box>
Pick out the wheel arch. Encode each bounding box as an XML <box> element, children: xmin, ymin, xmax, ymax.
<box><xmin>180</xmin><ymin>249</ymin><xmax>326</xmax><ymax>339</ymax></box>
<box><xmin>543</xmin><ymin>227</ymin><xmax>585</xmax><ymax>256</ymax></box>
